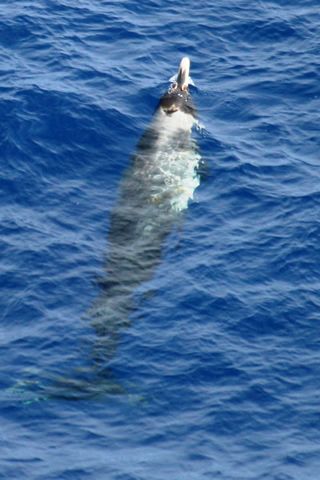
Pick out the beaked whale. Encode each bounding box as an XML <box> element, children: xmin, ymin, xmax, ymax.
<box><xmin>44</xmin><ymin>58</ymin><xmax>201</xmax><ymax>398</ymax></box>
<box><xmin>91</xmin><ymin>57</ymin><xmax>201</xmax><ymax>367</ymax></box>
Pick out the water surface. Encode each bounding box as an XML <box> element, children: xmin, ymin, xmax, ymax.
<box><xmin>1</xmin><ymin>1</ymin><xmax>320</xmax><ymax>479</ymax></box>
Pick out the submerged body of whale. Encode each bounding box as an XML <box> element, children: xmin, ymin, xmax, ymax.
<box><xmin>3</xmin><ymin>58</ymin><xmax>200</xmax><ymax>401</ymax></box>
<box><xmin>91</xmin><ymin>58</ymin><xmax>201</xmax><ymax>367</ymax></box>
<box><xmin>40</xmin><ymin>58</ymin><xmax>201</xmax><ymax>398</ymax></box>
<box><xmin>92</xmin><ymin>58</ymin><xmax>201</xmax><ymax>363</ymax></box>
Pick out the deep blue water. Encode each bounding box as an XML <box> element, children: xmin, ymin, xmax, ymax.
<box><xmin>1</xmin><ymin>0</ymin><xmax>320</xmax><ymax>478</ymax></box>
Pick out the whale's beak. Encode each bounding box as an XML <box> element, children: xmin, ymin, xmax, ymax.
<box><xmin>160</xmin><ymin>57</ymin><xmax>195</xmax><ymax>115</ymax></box>
<box><xmin>176</xmin><ymin>57</ymin><xmax>191</xmax><ymax>91</ymax></box>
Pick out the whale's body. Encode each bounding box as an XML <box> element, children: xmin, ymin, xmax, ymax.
<box><xmin>11</xmin><ymin>58</ymin><xmax>201</xmax><ymax>400</ymax></box>
<box><xmin>90</xmin><ymin>58</ymin><xmax>201</xmax><ymax>366</ymax></box>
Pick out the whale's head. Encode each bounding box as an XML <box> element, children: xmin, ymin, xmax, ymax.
<box><xmin>159</xmin><ymin>57</ymin><xmax>196</xmax><ymax>117</ymax></box>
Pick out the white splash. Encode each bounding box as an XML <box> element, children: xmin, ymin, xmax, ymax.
<box><xmin>143</xmin><ymin>108</ymin><xmax>201</xmax><ymax>212</ymax></box>
<box><xmin>150</xmin><ymin>146</ymin><xmax>201</xmax><ymax>212</ymax></box>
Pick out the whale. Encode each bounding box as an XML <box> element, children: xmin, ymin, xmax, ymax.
<box><xmin>39</xmin><ymin>58</ymin><xmax>201</xmax><ymax>398</ymax></box>
<box><xmin>90</xmin><ymin>57</ymin><xmax>201</xmax><ymax>367</ymax></box>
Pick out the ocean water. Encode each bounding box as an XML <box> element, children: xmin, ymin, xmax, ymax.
<box><xmin>1</xmin><ymin>0</ymin><xmax>320</xmax><ymax>479</ymax></box>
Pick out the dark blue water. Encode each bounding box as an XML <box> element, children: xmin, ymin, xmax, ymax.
<box><xmin>1</xmin><ymin>1</ymin><xmax>320</xmax><ymax>478</ymax></box>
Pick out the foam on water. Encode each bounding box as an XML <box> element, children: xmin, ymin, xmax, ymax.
<box><xmin>150</xmin><ymin>142</ymin><xmax>201</xmax><ymax>212</ymax></box>
<box><xmin>142</xmin><ymin>108</ymin><xmax>201</xmax><ymax>212</ymax></box>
